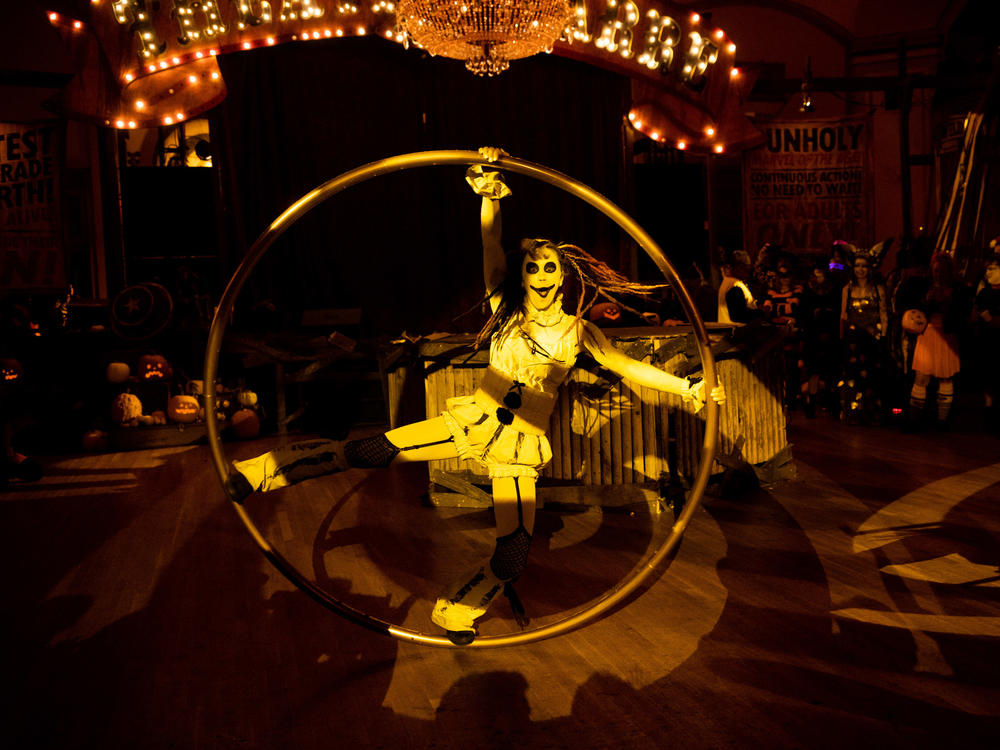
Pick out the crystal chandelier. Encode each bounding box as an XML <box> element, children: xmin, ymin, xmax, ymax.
<box><xmin>396</xmin><ymin>0</ymin><xmax>573</xmax><ymax>76</ymax></box>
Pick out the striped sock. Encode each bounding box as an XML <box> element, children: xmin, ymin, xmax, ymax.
<box><xmin>937</xmin><ymin>381</ymin><xmax>954</xmax><ymax>421</ymax></box>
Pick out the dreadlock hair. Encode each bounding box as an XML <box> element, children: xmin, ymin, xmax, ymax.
<box><xmin>474</xmin><ymin>238</ymin><xmax>665</xmax><ymax>349</ymax></box>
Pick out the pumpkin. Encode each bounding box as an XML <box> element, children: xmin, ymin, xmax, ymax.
<box><xmin>167</xmin><ymin>394</ymin><xmax>199</xmax><ymax>423</ymax></box>
<box><xmin>81</xmin><ymin>430</ymin><xmax>108</xmax><ymax>452</ymax></box>
<box><xmin>105</xmin><ymin>361</ymin><xmax>130</xmax><ymax>383</ymax></box>
<box><xmin>138</xmin><ymin>354</ymin><xmax>171</xmax><ymax>381</ymax></box>
<box><xmin>231</xmin><ymin>409</ymin><xmax>261</xmax><ymax>439</ymax></box>
<box><xmin>111</xmin><ymin>393</ymin><xmax>143</xmax><ymax>425</ymax></box>
<box><xmin>150</xmin><ymin>410</ymin><xmax>167</xmax><ymax>425</ymax></box>
<box><xmin>237</xmin><ymin>389</ymin><xmax>258</xmax><ymax>408</ymax></box>
<box><xmin>902</xmin><ymin>309</ymin><xmax>928</xmax><ymax>335</ymax></box>
<box><xmin>1</xmin><ymin>358</ymin><xmax>23</xmax><ymax>382</ymax></box>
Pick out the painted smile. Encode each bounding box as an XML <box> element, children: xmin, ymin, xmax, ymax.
<box><xmin>532</xmin><ymin>285</ymin><xmax>555</xmax><ymax>298</ymax></box>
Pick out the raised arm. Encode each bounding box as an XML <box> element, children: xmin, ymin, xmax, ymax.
<box><xmin>467</xmin><ymin>146</ymin><xmax>509</xmax><ymax>313</ymax></box>
<box><xmin>481</xmin><ymin>196</ymin><xmax>504</xmax><ymax>312</ymax></box>
<box><xmin>579</xmin><ymin>320</ymin><xmax>725</xmax><ymax>404</ymax></box>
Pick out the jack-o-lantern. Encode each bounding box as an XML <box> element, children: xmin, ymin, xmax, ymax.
<box><xmin>167</xmin><ymin>394</ymin><xmax>199</xmax><ymax>423</ymax></box>
<box><xmin>231</xmin><ymin>409</ymin><xmax>261</xmax><ymax>439</ymax></box>
<box><xmin>1</xmin><ymin>358</ymin><xmax>23</xmax><ymax>383</ymax></box>
<box><xmin>138</xmin><ymin>354</ymin><xmax>172</xmax><ymax>381</ymax></box>
<box><xmin>111</xmin><ymin>392</ymin><xmax>143</xmax><ymax>425</ymax></box>
<box><xmin>105</xmin><ymin>361</ymin><xmax>130</xmax><ymax>383</ymax></box>
<box><xmin>237</xmin><ymin>389</ymin><xmax>258</xmax><ymax>408</ymax></box>
<box><xmin>902</xmin><ymin>309</ymin><xmax>928</xmax><ymax>335</ymax></box>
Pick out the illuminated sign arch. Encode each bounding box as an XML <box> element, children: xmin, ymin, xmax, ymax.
<box><xmin>46</xmin><ymin>1</ymin><xmax>761</xmax><ymax>152</ymax></box>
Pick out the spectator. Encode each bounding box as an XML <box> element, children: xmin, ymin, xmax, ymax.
<box><xmin>907</xmin><ymin>252</ymin><xmax>972</xmax><ymax>430</ymax></box>
<box><xmin>839</xmin><ymin>251</ymin><xmax>888</xmax><ymax>424</ymax></box>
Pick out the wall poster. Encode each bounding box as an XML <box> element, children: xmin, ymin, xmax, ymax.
<box><xmin>743</xmin><ymin>115</ymin><xmax>874</xmax><ymax>261</ymax></box>
<box><xmin>0</xmin><ymin>122</ymin><xmax>65</xmax><ymax>291</ymax></box>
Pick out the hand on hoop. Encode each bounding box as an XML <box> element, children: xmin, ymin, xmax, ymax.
<box><xmin>479</xmin><ymin>146</ymin><xmax>508</xmax><ymax>163</ymax></box>
<box><xmin>467</xmin><ymin>146</ymin><xmax>512</xmax><ymax>199</ymax></box>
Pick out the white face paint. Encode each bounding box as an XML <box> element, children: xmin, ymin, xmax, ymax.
<box><xmin>521</xmin><ymin>246</ymin><xmax>564</xmax><ymax>312</ymax></box>
<box><xmin>986</xmin><ymin>263</ymin><xmax>1000</xmax><ymax>286</ymax></box>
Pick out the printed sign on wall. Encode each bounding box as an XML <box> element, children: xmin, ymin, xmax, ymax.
<box><xmin>743</xmin><ymin>116</ymin><xmax>873</xmax><ymax>259</ymax></box>
<box><xmin>0</xmin><ymin>122</ymin><xmax>65</xmax><ymax>290</ymax></box>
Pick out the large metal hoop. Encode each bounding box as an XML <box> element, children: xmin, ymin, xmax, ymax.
<box><xmin>204</xmin><ymin>150</ymin><xmax>719</xmax><ymax>648</ymax></box>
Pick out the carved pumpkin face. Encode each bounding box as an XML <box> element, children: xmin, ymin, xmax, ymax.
<box><xmin>111</xmin><ymin>392</ymin><xmax>143</xmax><ymax>424</ymax></box>
<box><xmin>106</xmin><ymin>361</ymin><xmax>130</xmax><ymax>383</ymax></box>
<box><xmin>902</xmin><ymin>309</ymin><xmax>928</xmax><ymax>335</ymax></box>
<box><xmin>0</xmin><ymin>358</ymin><xmax>23</xmax><ymax>382</ymax></box>
<box><xmin>138</xmin><ymin>354</ymin><xmax>171</xmax><ymax>381</ymax></box>
<box><xmin>167</xmin><ymin>394</ymin><xmax>199</xmax><ymax>423</ymax></box>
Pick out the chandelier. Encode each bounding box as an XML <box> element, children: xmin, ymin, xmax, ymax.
<box><xmin>396</xmin><ymin>0</ymin><xmax>573</xmax><ymax>76</ymax></box>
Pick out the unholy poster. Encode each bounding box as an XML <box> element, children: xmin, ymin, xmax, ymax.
<box><xmin>743</xmin><ymin>116</ymin><xmax>873</xmax><ymax>261</ymax></box>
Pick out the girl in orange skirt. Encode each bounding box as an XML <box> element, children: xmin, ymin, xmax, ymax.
<box><xmin>909</xmin><ymin>253</ymin><xmax>971</xmax><ymax>428</ymax></box>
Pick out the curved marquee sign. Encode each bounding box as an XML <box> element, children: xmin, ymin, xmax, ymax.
<box><xmin>45</xmin><ymin>1</ymin><xmax>760</xmax><ymax>152</ymax></box>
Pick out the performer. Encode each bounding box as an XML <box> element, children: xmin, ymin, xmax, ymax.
<box><xmin>227</xmin><ymin>148</ymin><xmax>725</xmax><ymax>644</ymax></box>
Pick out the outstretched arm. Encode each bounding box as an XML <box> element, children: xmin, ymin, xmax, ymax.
<box><xmin>579</xmin><ymin>320</ymin><xmax>725</xmax><ymax>404</ymax></box>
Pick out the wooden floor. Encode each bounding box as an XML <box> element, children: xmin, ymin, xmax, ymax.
<box><xmin>4</xmin><ymin>411</ymin><xmax>1000</xmax><ymax>749</ymax></box>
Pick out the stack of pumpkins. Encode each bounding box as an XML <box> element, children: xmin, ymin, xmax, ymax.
<box><xmin>95</xmin><ymin>354</ymin><xmax>263</xmax><ymax>447</ymax></box>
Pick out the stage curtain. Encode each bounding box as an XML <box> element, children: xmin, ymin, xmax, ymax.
<box><xmin>214</xmin><ymin>38</ymin><xmax>630</xmax><ymax>336</ymax></box>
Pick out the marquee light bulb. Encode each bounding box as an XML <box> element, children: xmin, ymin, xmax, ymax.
<box><xmin>677</xmin><ymin>141</ymin><xmax>687</xmax><ymax>150</ymax></box>
<box><xmin>714</xmin><ymin>30</ymin><xmax>724</xmax><ymax>40</ymax></box>
<box><xmin>727</xmin><ymin>43</ymin><xmax>736</xmax><ymax>54</ymax></box>
<box><xmin>650</xmin><ymin>131</ymin><xmax>659</xmax><ymax>140</ymax></box>
<box><xmin>135</xmin><ymin>99</ymin><xmax>145</xmax><ymax>110</ymax></box>
<box><xmin>73</xmin><ymin>20</ymin><xmax>82</xmax><ymax>29</ymax></box>
<box><xmin>690</xmin><ymin>13</ymin><xmax>699</xmax><ymax>23</ymax></box>
<box><xmin>714</xmin><ymin>144</ymin><xmax>724</xmax><ymax>153</ymax></box>
<box><xmin>634</xmin><ymin>120</ymin><xmax>642</xmax><ymax>129</ymax></box>
<box><xmin>125</xmin><ymin>73</ymin><xmax>134</xmax><ymax>82</ymax></box>
<box><xmin>705</xmin><ymin>126</ymin><xmax>715</xmax><ymax>136</ymax></box>
<box><xmin>243</xmin><ymin>41</ymin><xmax>251</xmax><ymax>49</ymax></box>
<box><xmin>115</xmin><ymin>119</ymin><xmax>125</xmax><ymax>128</ymax></box>
<box><xmin>48</xmin><ymin>12</ymin><xmax>58</xmax><ymax>21</ymax></box>
<box><xmin>730</xmin><ymin>67</ymin><xmax>740</xmax><ymax>77</ymax></box>
<box><xmin>164</xmin><ymin>116</ymin><xmax>174</xmax><ymax>124</ymax></box>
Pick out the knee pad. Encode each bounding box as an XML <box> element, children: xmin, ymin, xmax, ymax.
<box><xmin>489</xmin><ymin>527</ymin><xmax>533</xmax><ymax>581</ymax></box>
<box><xmin>344</xmin><ymin>433</ymin><xmax>400</xmax><ymax>468</ymax></box>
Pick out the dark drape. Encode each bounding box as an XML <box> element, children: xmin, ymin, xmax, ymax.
<box><xmin>215</xmin><ymin>37</ymin><xmax>630</xmax><ymax>336</ymax></box>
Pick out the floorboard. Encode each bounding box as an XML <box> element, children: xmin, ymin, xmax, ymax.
<box><xmin>3</xmin><ymin>413</ymin><xmax>999</xmax><ymax>749</ymax></box>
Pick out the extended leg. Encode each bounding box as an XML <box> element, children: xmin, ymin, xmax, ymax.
<box><xmin>227</xmin><ymin>417</ymin><xmax>458</xmax><ymax>499</ymax></box>
<box><xmin>431</xmin><ymin>476</ymin><xmax>536</xmax><ymax>644</ymax></box>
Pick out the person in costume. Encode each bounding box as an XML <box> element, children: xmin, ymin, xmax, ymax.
<box><xmin>717</xmin><ymin>249</ymin><xmax>758</xmax><ymax>324</ymax></box>
<box><xmin>226</xmin><ymin>148</ymin><xmax>725</xmax><ymax>644</ymax></box>
<box><xmin>906</xmin><ymin>252</ymin><xmax>971</xmax><ymax>429</ymax></box>
<box><xmin>839</xmin><ymin>249</ymin><xmax>889</xmax><ymax>424</ymax></box>
<box><xmin>972</xmin><ymin>253</ymin><xmax>1000</xmax><ymax>432</ymax></box>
